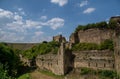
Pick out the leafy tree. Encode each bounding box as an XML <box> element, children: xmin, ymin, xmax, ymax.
<box><xmin>21</xmin><ymin>41</ymin><xmax>60</xmax><ymax>59</ymax></box>
<box><xmin>108</xmin><ymin>20</ymin><xmax>118</xmax><ymax>29</ymax></box>
<box><xmin>0</xmin><ymin>63</ymin><xmax>12</xmax><ymax>79</ymax></box>
<box><xmin>0</xmin><ymin>43</ymin><xmax>21</xmax><ymax>78</ymax></box>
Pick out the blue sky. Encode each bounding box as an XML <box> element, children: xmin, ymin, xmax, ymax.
<box><xmin>0</xmin><ymin>0</ymin><xmax>120</xmax><ymax>43</ymax></box>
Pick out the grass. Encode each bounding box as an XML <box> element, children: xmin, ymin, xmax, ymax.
<box><xmin>18</xmin><ymin>73</ymin><xmax>31</xmax><ymax>79</ymax></box>
<box><xmin>80</xmin><ymin>67</ymin><xmax>117</xmax><ymax>79</ymax></box>
<box><xmin>38</xmin><ymin>69</ymin><xmax>64</xmax><ymax>79</ymax></box>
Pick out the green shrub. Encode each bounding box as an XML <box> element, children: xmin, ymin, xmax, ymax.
<box><xmin>21</xmin><ymin>41</ymin><xmax>60</xmax><ymax>59</ymax></box>
<box><xmin>72</xmin><ymin>39</ymin><xmax>114</xmax><ymax>51</ymax></box>
<box><xmin>75</xmin><ymin>20</ymin><xmax>119</xmax><ymax>33</ymax></box>
<box><xmin>72</xmin><ymin>43</ymin><xmax>98</xmax><ymax>51</ymax></box>
<box><xmin>0</xmin><ymin>43</ymin><xmax>22</xmax><ymax>77</ymax></box>
<box><xmin>98</xmin><ymin>70</ymin><xmax>117</xmax><ymax>79</ymax></box>
<box><xmin>0</xmin><ymin>63</ymin><xmax>12</xmax><ymax>79</ymax></box>
<box><xmin>80</xmin><ymin>67</ymin><xmax>118</xmax><ymax>79</ymax></box>
<box><xmin>75</xmin><ymin>21</ymin><xmax>108</xmax><ymax>32</ymax></box>
<box><xmin>108</xmin><ymin>20</ymin><xmax>118</xmax><ymax>29</ymax></box>
<box><xmin>99</xmin><ymin>39</ymin><xmax>114</xmax><ymax>50</ymax></box>
<box><xmin>80</xmin><ymin>67</ymin><xmax>91</xmax><ymax>75</ymax></box>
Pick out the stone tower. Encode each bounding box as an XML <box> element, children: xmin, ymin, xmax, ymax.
<box><xmin>57</xmin><ymin>43</ymin><xmax>65</xmax><ymax>75</ymax></box>
<box><xmin>112</xmin><ymin>16</ymin><xmax>120</xmax><ymax>75</ymax></box>
<box><xmin>53</xmin><ymin>35</ymin><xmax>66</xmax><ymax>43</ymax></box>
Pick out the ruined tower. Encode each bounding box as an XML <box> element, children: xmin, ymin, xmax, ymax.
<box><xmin>57</xmin><ymin>43</ymin><xmax>66</xmax><ymax>75</ymax></box>
<box><xmin>53</xmin><ymin>35</ymin><xmax>66</xmax><ymax>43</ymax></box>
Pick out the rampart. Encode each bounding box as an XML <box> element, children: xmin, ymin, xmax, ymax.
<box><xmin>73</xmin><ymin>50</ymin><xmax>115</xmax><ymax>70</ymax></box>
<box><xmin>70</xmin><ymin>28</ymin><xmax>114</xmax><ymax>44</ymax></box>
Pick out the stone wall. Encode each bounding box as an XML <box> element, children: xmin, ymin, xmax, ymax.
<box><xmin>114</xmin><ymin>34</ymin><xmax>120</xmax><ymax>74</ymax></box>
<box><xmin>53</xmin><ymin>35</ymin><xmax>66</xmax><ymax>43</ymax></box>
<box><xmin>36</xmin><ymin>43</ymin><xmax>73</xmax><ymax>75</ymax></box>
<box><xmin>73</xmin><ymin>50</ymin><xmax>115</xmax><ymax>70</ymax></box>
<box><xmin>36</xmin><ymin>16</ymin><xmax>120</xmax><ymax>75</ymax></box>
<box><xmin>19</xmin><ymin>54</ymin><xmax>35</xmax><ymax>67</ymax></box>
<box><xmin>36</xmin><ymin>53</ymin><xmax>58</xmax><ymax>74</ymax></box>
<box><xmin>69</xmin><ymin>33</ymin><xmax>79</xmax><ymax>44</ymax></box>
<box><xmin>77</xmin><ymin>28</ymin><xmax>114</xmax><ymax>44</ymax></box>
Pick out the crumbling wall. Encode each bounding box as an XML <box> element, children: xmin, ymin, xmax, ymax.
<box><xmin>36</xmin><ymin>54</ymin><xmax>59</xmax><ymax>74</ymax></box>
<box><xmin>69</xmin><ymin>29</ymin><xmax>114</xmax><ymax>44</ymax></box>
<box><xmin>73</xmin><ymin>50</ymin><xmax>115</xmax><ymax>70</ymax></box>
<box><xmin>78</xmin><ymin>28</ymin><xmax>114</xmax><ymax>44</ymax></box>
<box><xmin>69</xmin><ymin>33</ymin><xmax>79</xmax><ymax>44</ymax></box>
<box><xmin>53</xmin><ymin>35</ymin><xmax>66</xmax><ymax>43</ymax></box>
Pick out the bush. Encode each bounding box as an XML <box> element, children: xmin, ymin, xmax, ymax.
<box><xmin>80</xmin><ymin>67</ymin><xmax>92</xmax><ymax>75</ymax></box>
<box><xmin>0</xmin><ymin>63</ymin><xmax>12</xmax><ymax>79</ymax></box>
<box><xmin>0</xmin><ymin>43</ymin><xmax>22</xmax><ymax>77</ymax></box>
<box><xmin>80</xmin><ymin>67</ymin><xmax>118</xmax><ymax>79</ymax></box>
<box><xmin>75</xmin><ymin>20</ymin><xmax>119</xmax><ymax>33</ymax></box>
<box><xmin>108</xmin><ymin>20</ymin><xmax>118</xmax><ymax>29</ymax></box>
<box><xmin>72</xmin><ymin>39</ymin><xmax>114</xmax><ymax>51</ymax></box>
<box><xmin>21</xmin><ymin>41</ymin><xmax>60</xmax><ymax>59</ymax></box>
<box><xmin>98</xmin><ymin>70</ymin><xmax>117</xmax><ymax>79</ymax></box>
<box><xmin>72</xmin><ymin>43</ymin><xmax>98</xmax><ymax>51</ymax></box>
<box><xmin>75</xmin><ymin>21</ymin><xmax>108</xmax><ymax>32</ymax></box>
<box><xmin>99</xmin><ymin>39</ymin><xmax>114</xmax><ymax>50</ymax></box>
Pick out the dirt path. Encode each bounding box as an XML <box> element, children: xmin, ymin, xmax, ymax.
<box><xmin>30</xmin><ymin>70</ymin><xmax>62</xmax><ymax>79</ymax></box>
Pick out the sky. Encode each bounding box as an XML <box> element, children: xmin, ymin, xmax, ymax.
<box><xmin>0</xmin><ymin>0</ymin><xmax>120</xmax><ymax>43</ymax></box>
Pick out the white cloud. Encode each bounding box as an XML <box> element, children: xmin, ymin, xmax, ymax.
<box><xmin>35</xmin><ymin>31</ymin><xmax>44</xmax><ymax>36</ymax></box>
<box><xmin>0</xmin><ymin>8</ymin><xmax>65</xmax><ymax>42</ymax></box>
<box><xmin>14</xmin><ymin>15</ymin><xmax>23</xmax><ymax>21</ymax></box>
<box><xmin>18</xmin><ymin>8</ymin><xmax>25</xmax><ymax>15</ymax></box>
<box><xmin>80</xmin><ymin>0</ymin><xmax>88</xmax><ymax>7</ymax></box>
<box><xmin>0</xmin><ymin>8</ymin><xmax>13</xmax><ymax>18</ymax></box>
<box><xmin>40</xmin><ymin>16</ymin><xmax>47</xmax><ymax>20</ymax></box>
<box><xmin>83</xmin><ymin>8</ymin><xmax>95</xmax><ymax>14</ymax></box>
<box><xmin>31</xmin><ymin>31</ymin><xmax>52</xmax><ymax>42</ymax></box>
<box><xmin>46</xmin><ymin>17</ymin><xmax>64</xmax><ymax>30</ymax></box>
<box><xmin>18</xmin><ymin>8</ymin><xmax>23</xmax><ymax>11</ymax></box>
<box><xmin>25</xmin><ymin>20</ymin><xmax>40</xmax><ymax>28</ymax></box>
<box><xmin>0</xmin><ymin>31</ymin><xmax>24</xmax><ymax>42</ymax></box>
<box><xmin>51</xmin><ymin>0</ymin><xmax>68</xmax><ymax>6</ymax></box>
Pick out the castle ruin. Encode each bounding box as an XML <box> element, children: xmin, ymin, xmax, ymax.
<box><xmin>35</xmin><ymin>16</ymin><xmax>120</xmax><ymax>75</ymax></box>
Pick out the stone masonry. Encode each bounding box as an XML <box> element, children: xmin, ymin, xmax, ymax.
<box><xmin>35</xmin><ymin>16</ymin><xmax>120</xmax><ymax>75</ymax></box>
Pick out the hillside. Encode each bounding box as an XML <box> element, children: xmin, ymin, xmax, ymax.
<box><xmin>6</xmin><ymin>43</ymin><xmax>39</xmax><ymax>50</ymax></box>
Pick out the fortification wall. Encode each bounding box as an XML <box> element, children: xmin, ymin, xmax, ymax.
<box><xmin>73</xmin><ymin>50</ymin><xmax>115</xmax><ymax>70</ymax></box>
<box><xmin>78</xmin><ymin>29</ymin><xmax>114</xmax><ymax>44</ymax></box>
<box><xmin>70</xmin><ymin>29</ymin><xmax>114</xmax><ymax>44</ymax></box>
<box><xmin>36</xmin><ymin>54</ymin><xmax>59</xmax><ymax>74</ymax></box>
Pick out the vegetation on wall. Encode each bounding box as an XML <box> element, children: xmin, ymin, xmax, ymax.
<box><xmin>75</xmin><ymin>20</ymin><xmax>118</xmax><ymax>33</ymax></box>
<box><xmin>21</xmin><ymin>41</ymin><xmax>60</xmax><ymax>59</ymax></box>
<box><xmin>72</xmin><ymin>39</ymin><xmax>114</xmax><ymax>51</ymax></box>
<box><xmin>80</xmin><ymin>67</ymin><xmax>117</xmax><ymax>79</ymax></box>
